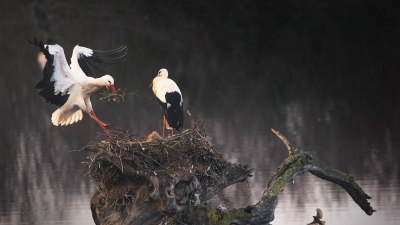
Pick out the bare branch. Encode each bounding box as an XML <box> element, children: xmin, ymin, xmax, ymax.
<box><xmin>271</xmin><ymin>128</ymin><xmax>294</xmax><ymax>155</ymax></box>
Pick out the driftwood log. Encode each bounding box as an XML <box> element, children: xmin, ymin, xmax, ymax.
<box><xmin>83</xmin><ymin>125</ymin><xmax>375</xmax><ymax>225</ymax></box>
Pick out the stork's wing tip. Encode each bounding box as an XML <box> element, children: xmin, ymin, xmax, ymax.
<box><xmin>28</xmin><ymin>38</ymin><xmax>45</xmax><ymax>48</ymax></box>
<box><xmin>28</xmin><ymin>38</ymin><xmax>37</xmax><ymax>46</ymax></box>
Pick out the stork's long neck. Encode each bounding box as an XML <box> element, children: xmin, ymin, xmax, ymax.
<box><xmin>152</xmin><ymin>77</ymin><xmax>163</xmax><ymax>94</ymax></box>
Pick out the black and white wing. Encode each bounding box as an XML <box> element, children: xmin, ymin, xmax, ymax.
<box><xmin>70</xmin><ymin>45</ymin><xmax>128</xmax><ymax>77</ymax></box>
<box><xmin>154</xmin><ymin>79</ymin><xmax>184</xmax><ymax>130</ymax></box>
<box><xmin>30</xmin><ymin>39</ymin><xmax>74</xmax><ymax>106</ymax></box>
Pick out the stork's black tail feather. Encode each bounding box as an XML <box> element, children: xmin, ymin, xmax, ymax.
<box><xmin>165</xmin><ymin>92</ymin><xmax>184</xmax><ymax>130</ymax></box>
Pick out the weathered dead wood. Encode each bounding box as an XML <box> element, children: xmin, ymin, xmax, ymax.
<box><xmin>85</xmin><ymin>127</ymin><xmax>253</xmax><ymax>225</ymax></box>
<box><xmin>85</xmin><ymin>127</ymin><xmax>375</xmax><ymax>225</ymax></box>
<box><xmin>247</xmin><ymin>151</ymin><xmax>374</xmax><ymax>224</ymax></box>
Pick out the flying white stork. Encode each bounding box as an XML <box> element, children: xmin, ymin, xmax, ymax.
<box><xmin>30</xmin><ymin>39</ymin><xmax>127</xmax><ymax>136</ymax></box>
<box><xmin>150</xmin><ymin>68</ymin><xmax>183</xmax><ymax>137</ymax></box>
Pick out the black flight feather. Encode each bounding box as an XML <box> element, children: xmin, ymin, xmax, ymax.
<box><xmin>29</xmin><ymin>38</ymin><xmax>69</xmax><ymax>106</ymax></box>
<box><xmin>77</xmin><ymin>45</ymin><xmax>128</xmax><ymax>77</ymax></box>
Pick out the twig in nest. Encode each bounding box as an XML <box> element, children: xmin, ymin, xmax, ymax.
<box><xmin>187</xmin><ymin>110</ymin><xmax>197</xmax><ymax>129</ymax></box>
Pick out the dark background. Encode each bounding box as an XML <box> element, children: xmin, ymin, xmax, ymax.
<box><xmin>0</xmin><ymin>0</ymin><xmax>399</xmax><ymax>224</ymax></box>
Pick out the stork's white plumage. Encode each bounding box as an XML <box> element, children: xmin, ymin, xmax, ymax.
<box><xmin>30</xmin><ymin>39</ymin><xmax>127</xmax><ymax>136</ymax></box>
<box><xmin>150</xmin><ymin>68</ymin><xmax>183</xmax><ymax>137</ymax></box>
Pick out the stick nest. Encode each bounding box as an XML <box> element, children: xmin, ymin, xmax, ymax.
<box><xmin>83</xmin><ymin>127</ymin><xmax>229</xmax><ymax>188</ymax></box>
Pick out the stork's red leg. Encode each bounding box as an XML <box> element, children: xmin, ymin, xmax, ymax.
<box><xmin>162</xmin><ymin>116</ymin><xmax>166</xmax><ymax>138</ymax></box>
<box><xmin>89</xmin><ymin>111</ymin><xmax>111</xmax><ymax>128</ymax></box>
<box><xmin>88</xmin><ymin>111</ymin><xmax>113</xmax><ymax>137</ymax></box>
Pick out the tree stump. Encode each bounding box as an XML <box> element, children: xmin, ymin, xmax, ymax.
<box><xmin>83</xmin><ymin>127</ymin><xmax>375</xmax><ymax>225</ymax></box>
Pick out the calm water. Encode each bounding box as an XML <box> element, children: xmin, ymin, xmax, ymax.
<box><xmin>1</xmin><ymin>1</ymin><xmax>399</xmax><ymax>224</ymax></box>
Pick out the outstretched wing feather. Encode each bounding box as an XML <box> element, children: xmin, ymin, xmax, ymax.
<box><xmin>30</xmin><ymin>39</ymin><xmax>72</xmax><ymax>106</ymax></box>
<box><xmin>74</xmin><ymin>45</ymin><xmax>128</xmax><ymax>77</ymax></box>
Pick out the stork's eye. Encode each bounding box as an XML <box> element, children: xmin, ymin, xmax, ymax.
<box><xmin>108</xmin><ymin>80</ymin><xmax>111</xmax><ymax>85</ymax></box>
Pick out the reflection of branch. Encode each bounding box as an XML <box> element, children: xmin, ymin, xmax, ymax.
<box><xmin>307</xmin><ymin>208</ymin><xmax>325</xmax><ymax>225</ymax></box>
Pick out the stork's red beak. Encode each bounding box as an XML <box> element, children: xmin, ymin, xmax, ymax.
<box><xmin>109</xmin><ymin>85</ymin><xmax>120</xmax><ymax>103</ymax></box>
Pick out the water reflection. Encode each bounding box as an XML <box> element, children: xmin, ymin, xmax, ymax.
<box><xmin>1</xmin><ymin>0</ymin><xmax>399</xmax><ymax>225</ymax></box>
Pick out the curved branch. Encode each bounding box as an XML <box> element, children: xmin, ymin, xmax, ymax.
<box><xmin>248</xmin><ymin>151</ymin><xmax>375</xmax><ymax>224</ymax></box>
<box><xmin>247</xmin><ymin>130</ymin><xmax>375</xmax><ymax>224</ymax></box>
<box><xmin>307</xmin><ymin>159</ymin><xmax>375</xmax><ymax>215</ymax></box>
<box><xmin>271</xmin><ymin>128</ymin><xmax>295</xmax><ymax>155</ymax></box>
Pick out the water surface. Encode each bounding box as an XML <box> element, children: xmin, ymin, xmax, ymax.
<box><xmin>0</xmin><ymin>1</ymin><xmax>399</xmax><ymax>224</ymax></box>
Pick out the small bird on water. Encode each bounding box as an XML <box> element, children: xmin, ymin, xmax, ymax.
<box><xmin>150</xmin><ymin>68</ymin><xmax>184</xmax><ymax>137</ymax></box>
<box><xmin>30</xmin><ymin>39</ymin><xmax>127</xmax><ymax>137</ymax></box>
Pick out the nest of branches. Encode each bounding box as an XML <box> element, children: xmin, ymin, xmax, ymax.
<box><xmin>83</xmin><ymin>127</ymin><xmax>229</xmax><ymax>189</ymax></box>
<box><xmin>84</xmin><ymin>117</ymin><xmax>253</xmax><ymax>222</ymax></box>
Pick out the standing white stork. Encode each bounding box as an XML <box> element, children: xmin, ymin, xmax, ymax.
<box><xmin>30</xmin><ymin>39</ymin><xmax>127</xmax><ymax>136</ymax></box>
<box><xmin>150</xmin><ymin>68</ymin><xmax>184</xmax><ymax>137</ymax></box>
